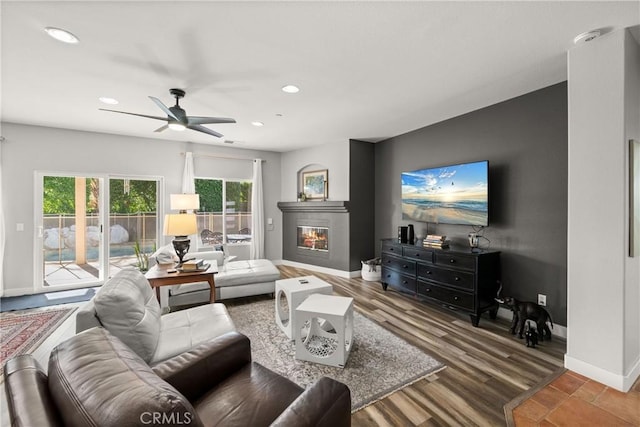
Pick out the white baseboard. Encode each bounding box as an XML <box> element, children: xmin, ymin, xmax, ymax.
<box><xmin>280</xmin><ymin>260</ymin><xmax>360</xmax><ymax>278</ymax></box>
<box><xmin>565</xmin><ymin>354</ymin><xmax>640</xmax><ymax>392</ymax></box>
<box><xmin>495</xmin><ymin>307</ymin><xmax>567</xmax><ymax>340</ymax></box>
<box><xmin>2</xmin><ymin>286</ymin><xmax>36</xmax><ymax>298</ymax></box>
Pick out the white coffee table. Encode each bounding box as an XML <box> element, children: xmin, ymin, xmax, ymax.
<box><xmin>295</xmin><ymin>293</ymin><xmax>354</xmax><ymax>368</ymax></box>
<box><xmin>275</xmin><ymin>275</ymin><xmax>333</xmax><ymax>340</ymax></box>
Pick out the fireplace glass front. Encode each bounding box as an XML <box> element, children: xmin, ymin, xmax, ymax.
<box><xmin>297</xmin><ymin>226</ymin><xmax>329</xmax><ymax>252</ymax></box>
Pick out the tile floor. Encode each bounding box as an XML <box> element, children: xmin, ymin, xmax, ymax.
<box><xmin>513</xmin><ymin>370</ymin><xmax>640</xmax><ymax>426</ymax></box>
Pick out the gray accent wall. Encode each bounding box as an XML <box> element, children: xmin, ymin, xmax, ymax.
<box><xmin>349</xmin><ymin>140</ymin><xmax>375</xmax><ymax>268</ymax></box>
<box><xmin>374</xmin><ymin>82</ymin><xmax>568</xmax><ymax>325</ymax></box>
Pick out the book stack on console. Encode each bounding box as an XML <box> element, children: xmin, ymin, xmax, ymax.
<box><xmin>423</xmin><ymin>235</ymin><xmax>449</xmax><ymax>249</ymax></box>
<box><xmin>181</xmin><ymin>259</ymin><xmax>208</xmax><ymax>271</ymax></box>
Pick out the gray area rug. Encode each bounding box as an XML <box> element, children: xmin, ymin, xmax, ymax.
<box><xmin>227</xmin><ymin>299</ymin><xmax>445</xmax><ymax>412</ymax></box>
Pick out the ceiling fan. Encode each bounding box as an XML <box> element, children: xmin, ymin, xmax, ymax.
<box><xmin>100</xmin><ymin>88</ymin><xmax>236</xmax><ymax>138</ymax></box>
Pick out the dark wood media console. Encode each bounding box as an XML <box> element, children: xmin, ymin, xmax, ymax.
<box><xmin>380</xmin><ymin>239</ymin><xmax>501</xmax><ymax>327</ymax></box>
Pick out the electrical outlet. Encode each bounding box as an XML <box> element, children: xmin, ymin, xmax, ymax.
<box><xmin>538</xmin><ymin>294</ymin><xmax>547</xmax><ymax>306</ymax></box>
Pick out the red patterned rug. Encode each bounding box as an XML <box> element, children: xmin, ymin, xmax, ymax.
<box><xmin>0</xmin><ymin>307</ymin><xmax>76</xmax><ymax>377</ymax></box>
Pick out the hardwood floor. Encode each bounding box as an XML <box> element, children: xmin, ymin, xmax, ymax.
<box><xmin>1</xmin><ymin>267</ymin><xmax>566</xmax><ymax>427</ymax></box>
<box><xmin>276</xmin><ymin>265</ymin><xmax>566</xmax><ymax>426</ymax></box>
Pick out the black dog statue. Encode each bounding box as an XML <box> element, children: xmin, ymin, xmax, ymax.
<box><xmin>499</xmin><ymin>296</ymin><xmax>554</xmax><ymax>341</ymax></box>
<box><xmin>524</xmin><ymin>321</ymin><xmax>539</xmax><ymax>348</ymax></box>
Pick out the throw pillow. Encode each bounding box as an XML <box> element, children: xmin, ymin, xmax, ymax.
<box><xmin>94</xmin><ymin>268</ymin><xmax>161</xmax><ymax>363</ymax></box>
<box><xmin>152</xmin><ymin>243</ymin><xmax>177</xmax><ymax>265</ymax></box>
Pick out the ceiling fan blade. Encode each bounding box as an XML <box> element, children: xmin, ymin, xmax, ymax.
<box><xmin>188</xmin><ymin>124</ymin><xmax>223</xmax><ymax>138</ymax></box>
<box><xmin>187</xmin><ymin>116</ymin><xmax>236</xmax><ymax>125</ymax></box>
<box><xmin>99</xmin><ymin>108</ymin><xmax>168</xmax><ymax>122</ymax></box>
<box><xmin>154</xmin><ymin>124</ymin><xmax>169</xmax><ymax>133</ymax></box>
<box><xmin>149</xmin><ymin>96</ymin><xmax>179</xmax><ymax>121</ymax></box>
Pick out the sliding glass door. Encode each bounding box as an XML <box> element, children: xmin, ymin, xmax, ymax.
<box><xmin>35</xmin><ymin>173</ymin><xmax>161</xmax><ymax>291</ymax></box>
<box><xmin>36</xmin><ymin>174</ymin><xmax>106</xmax><ymax>289</ymax></box>
<box><xmin>108</xmin><ymin>177</ymin><xmax>159</xmax><ymax>277</ymax></box>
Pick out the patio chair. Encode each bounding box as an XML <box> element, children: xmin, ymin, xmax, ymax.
<box><xmin>201</xmin><ymin>229</ymin><xmax>223</xmax><ymax>245</ymax></box>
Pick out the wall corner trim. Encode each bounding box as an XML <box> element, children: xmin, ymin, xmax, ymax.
<box><xmin>564</xmin><ymin>354</ymin><xmax>640</xmax><ymax>392</ymax></box>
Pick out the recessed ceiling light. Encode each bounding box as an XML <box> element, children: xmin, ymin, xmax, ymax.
<box><xmin>44</xmin><ymin>27</ymin><xmax>79</xmax><ymax>44</ymax></box>
<box><xmin>281</xmin><ymin>85</ymin><xmax>300</xmax><ymax>94</ymax></box>
<box><xmin>573</xmin><ymin>30</ymin><xmax>601</xmax><ymax>45</ymax></box>
<box><xmin>252</xmin><ymin>121</ymin><xmax>264</xmax><ymax>127</ymax></box>
<box><xmin>276</xmin><ymin>113</ymin><xmax>283</xmax><ymax>117</ymax></box>
<box><xmin>99</xmin><ymin>97</ymin><xmax>119</xmax><ymax>105</ymax></box>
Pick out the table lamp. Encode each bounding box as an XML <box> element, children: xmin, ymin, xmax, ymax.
<box><xmin>164</xmin><ymin>213</ymin><xmax>197</xmax><ymax>266</ymax></box>
<box><xmin>170</xmin><ymin>193</ymin><xmax>200</xmax><ymax>213</ymax></box>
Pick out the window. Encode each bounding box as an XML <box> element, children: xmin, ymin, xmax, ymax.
<box><xmin>195</xmin><ymin>178</ymin><xmax>252</xmax><ymax>247</ymax></box>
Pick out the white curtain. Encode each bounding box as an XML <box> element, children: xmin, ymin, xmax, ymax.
<box><xmin>182</xmin><ymin>151</ymin><xmax>195</xmax><ymax>193</ymax></box>
<box><xmin>250</xmin><ymin>159</ymin><xmax>264</xmax><ymax>259</ymax></box>
<box><xmin>0</xmin><ymin>140</ymin><xmax>5</xmax><ymax>295</ymax></box>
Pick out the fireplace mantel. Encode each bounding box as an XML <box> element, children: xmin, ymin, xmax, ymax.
<box><xmin>277</xmin><ymin>201</ymin><xmax>349</xmax><ymax>213</ymax></box>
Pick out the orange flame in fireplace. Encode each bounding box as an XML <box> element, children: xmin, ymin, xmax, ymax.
<box><xmin>299</xmin><ymin>227</ymin><xmax>328</xmax><ymax>250</ymax></box>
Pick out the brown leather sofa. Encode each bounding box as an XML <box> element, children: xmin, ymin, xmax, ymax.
<box><xmin>4</xmin><ymin>327</ymin><xmax>351</xmax><ymax>427</ymax></box>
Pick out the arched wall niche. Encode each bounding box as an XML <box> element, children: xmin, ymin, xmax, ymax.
<box><xmin>297</xmin><ymin>163</ymin><xmax>328</xmax><ymax>199</ymax></box>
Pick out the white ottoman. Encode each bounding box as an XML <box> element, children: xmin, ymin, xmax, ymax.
<box><xmin>275</xmin><ymin>275</ymin><xmax>333</xmax><ymax>340</ymax></box>
<box><xmin>295</xmin><ymin>293</ymin><xmax>354</xmax><ymax>368</ymax></box>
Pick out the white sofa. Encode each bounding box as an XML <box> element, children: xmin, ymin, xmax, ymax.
<box><xmin>76</xmin><ymin>268</ymin><xmax>236</xmax><ymax>365</ymax></box>
<box><xmin>161</xmin><ymin>250</ymin><xmax>281</xmax><ymax>308</ymax></box>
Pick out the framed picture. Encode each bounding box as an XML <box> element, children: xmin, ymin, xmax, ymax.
<box><xmin>302</xmin><ymin>169</ymin><xmax>328</xmax><ymax>200</ymax></box>
<box><xmin>631</xmin><ymin>140</ymin><xmax>639</xmax><ymax>257</ymax></box>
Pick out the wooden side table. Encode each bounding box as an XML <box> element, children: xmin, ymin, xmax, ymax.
<box><xmin>145</xmin><ymin>263</ymin><xmax>219</xmax><ymax>304</ymax></box>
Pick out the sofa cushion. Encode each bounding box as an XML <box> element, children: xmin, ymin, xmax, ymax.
<box><xmin>194</xmin><ymin>362</ymin><xmax>303</xmax><ymax>426</ymax></box>
<box><xmin>169</xmin><ymin>259</ymin><xmax>280</xmax><ymax>298</ymax></box>
<box><xmin>192</xmin><ymin>250</ymin><xmax>225</xmax><ymax>266</ymax></box>
<box><xmin>216</xmin><ymin>259</ymin><xmax>280</xmax><ymax>287</ymax></box>
<box><xmin>94</xmin><ymin>268</ymin><xmax>161</xmax><ymax>363</ymax></box>
<box><xmin>151</xmin><ymin>303</ymin><xmax>236</xmax><ymax>364</ymax></box>
<box><xmin>48</xmin><ymin>327</ymin><xmax>203</xmax><ymax>427</ymax></box>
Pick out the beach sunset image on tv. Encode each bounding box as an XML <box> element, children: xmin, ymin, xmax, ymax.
<box><xmin>402</xmin><ymin>161</ymin><xmax>489</xmax><ymax>226</ymax></box>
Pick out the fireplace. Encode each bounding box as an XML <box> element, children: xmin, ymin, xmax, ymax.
<box><xmin>278</xmin><ymin>201</ymin><xmax>362</xmax><ymax>272</ymax></box>
<box><xmin>297</xmin><ymin>226</ymin><xmax>329</xmax><ymax>252</ymax></box>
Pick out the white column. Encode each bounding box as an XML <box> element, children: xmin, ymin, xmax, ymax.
<box><xmin>567</xmin><ymin>27</ymin><xmax>640</xmax><ymax>392</ymax></box>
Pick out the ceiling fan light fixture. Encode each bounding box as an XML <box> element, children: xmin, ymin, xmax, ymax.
<box><xmin>281</xmin><ymin>84</ymin><xmax>300</xmax><ymax>93</ymax></box>
<box><xmin>99</xmin><ymin>97</ymin><xmax>119</xmax><ymax>105</ymax></box>
<box><xmin>168</xmin><ymin>122</ymin><xmax>186</xmax><ymax>131</ymax></box>
<box><xmin>44</xmin><ymin>27</ymin><xmax>79</xmax><ymax>44</ymax></box>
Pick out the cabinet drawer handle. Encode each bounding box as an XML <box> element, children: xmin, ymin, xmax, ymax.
<box><xmin>414</xmin><ymin>253</ymin><xmax>420</xmax><ymax>257</ymax></box>
<box><xmin>403</xmin><ymin>264</ymin><xmax>409</xmax><ymax>269</ymax></box>
<box><xmin>386</xmin><ymin>260</ymin><xmax>391</xmax><ymax>264</ymax></box>
<box><xmin>454</xmin><ymin>276</ymin><xmax>460</xmax><ymax>281</ymax></box>
<box><xmin>402</xmin><ymin>280</ymin><xmax>408</xmax><ymax>285</ymax></box>
<box><xmin>390</xmin><ymin>247</ymin><xmax>395</xmax><ymax>251</ymax></box>
<box><xmin>386</xmin><ymin>274</ymin><xmax>391</xmax><ymax>278</ymax></box>
<box><xmin>425</xmin><ymin>288</ymin><xmax>431</xmax><ymax>292</ymax></box>
<box><xmin>449</xmin><ymin>259</ymin><xmax>456</xmax><ymax>264</ymax></box>
<box><xmin>454</xmin><ymin>296</ymin><xmax>460</xmax><ymax>301</ymax></box>
<box><xmin>426</xmin><ymin>270</ymin><xmax>432</xmax><ymax>275</ymax></box>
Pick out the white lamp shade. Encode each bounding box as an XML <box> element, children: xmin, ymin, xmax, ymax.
<box><xmin>170</xmin><ymin>194</ymin><xmax>200</xmax><ymax>211</ymax></box>
<box><xmin>163</xmin><ymin>214</ymin><xmax>197</xmax><ymax>236</ymax></box>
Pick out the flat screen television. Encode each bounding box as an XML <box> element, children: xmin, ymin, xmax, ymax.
<box><xmin>401</xmin><ymin>160</ymin><xmax>489</xmax><ymax>226</ymax></box>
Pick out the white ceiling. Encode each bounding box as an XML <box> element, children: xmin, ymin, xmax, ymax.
<box><xmin>1</xmin><ymin>1</ymin><xmax>638</xmax><ymax>152</ymax></box>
